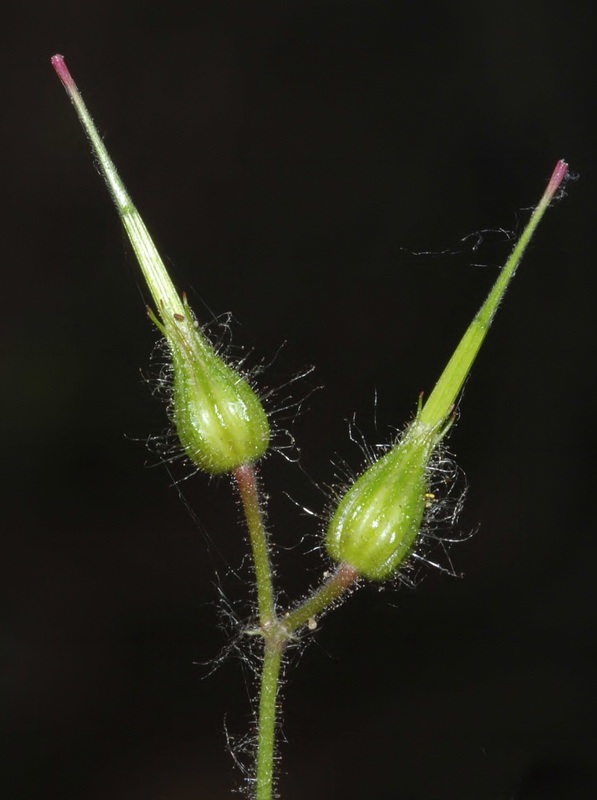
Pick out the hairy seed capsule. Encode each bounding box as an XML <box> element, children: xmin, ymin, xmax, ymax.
<box><xmin>150</xmin><ymin>298</ymin><xmax>270</xmax><ymax>474</ymax></box>
<box><xmin>325</xmin><ymin>159</ymin><xmax>570</xmax><ymax>580</ymax></box>
<box><xmin>326</xmin><ymin>414</ymin><xmax>443</xmax><ymax>580</ymax></box>
<box><xmin>50</xmin><ymin>55</ymin><xmax>271</xmax><ymax>475</ymax></box>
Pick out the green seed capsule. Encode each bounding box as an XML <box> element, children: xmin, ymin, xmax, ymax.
<box><xmin>326</xmin><ymin>159</ymin><xmax>569</xmax><ymax>580</ymax></box>
<box><xmin>150</xmin><ymin>298</ymin><xmax>270</xmax><ymax>474</ymax></box>
<box><xmin>326</xmin><ymin>415</ymin><xmax>443</xmax><ymax>580</ymax></box>
<box><xmin>50</xmin><ymin>55</ymin><xmax>270</xmax><ymax>474</ymax></box>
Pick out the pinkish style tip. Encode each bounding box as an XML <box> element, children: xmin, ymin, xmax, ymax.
<box><xmin>51</xmin><ymin>54</ymin><xmax>76</xmax><ymax>92</ymax></box>
<box><xmin>545</xmin><ymin>159</ymin><xmax>568</xmax><ymax>199</ymax></box>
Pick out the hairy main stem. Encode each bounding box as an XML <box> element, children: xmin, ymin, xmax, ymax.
<box><xmin>234</xmin><ymin>465</ymin><xmax>359</xmax><ymax>800</ymax></box>
<box><xmin>255</xmin><ymin>640</ymin><xmax>284</xmax><ymax>800</ymax></box>
<box><xmin>234</xmin><ymin>464</ymin><xmax>276</xmax><ymax>628</ymax></box>
<box><xmin>234</xmin><ymin>464</ymin><xmax>280</xmax><ymax>800</ymax></box>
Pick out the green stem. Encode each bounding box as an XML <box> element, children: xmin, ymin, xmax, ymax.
<box><xmin>234</xmin><ymin>464</ymin><xmax>276</xmax><ymax>628</ymax></box>
<box><xmin>234</xmin><ymin>465</ymin><xmax>359</xmax><ymax>800</ymax></box>
<box><xmin>250</xmin><ymin>563</ymin><xmax>359</xmax><ymax>800</ymax></box>
<box><xmin>255</xmin><ymin>640</ymin><xmax>284</xmax><ymax>800</ymax></box>
<box><xmin>283</xmin><ymin>562</ymin><xmax>360</xmax><ymax>634</ymax></box>
<box><xmin>234</xmin><ymin>463</ymin><xmax>284</xmax><ymax>800</ymax></box>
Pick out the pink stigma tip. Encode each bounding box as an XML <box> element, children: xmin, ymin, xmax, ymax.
<box><xmin>545</xmin><ymin>159</ymin><xmax>568</xmax><ymax>200</ymax></box>
<box><xmin>51</xmin><ymin>54</ymin><xmax>76</xmax><ymax>92</ymax></box>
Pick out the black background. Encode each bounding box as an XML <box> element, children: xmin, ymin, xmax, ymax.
<box><xmin>3</xmin><ymin>1</ymin><xmax>597</xmax><ymax>798</ymax></box>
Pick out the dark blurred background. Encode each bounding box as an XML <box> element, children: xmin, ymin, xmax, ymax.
<box><xmin>3</xmin><ymin>1</ymin><xmax>596</xmax><ymax>798</ymax></box>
